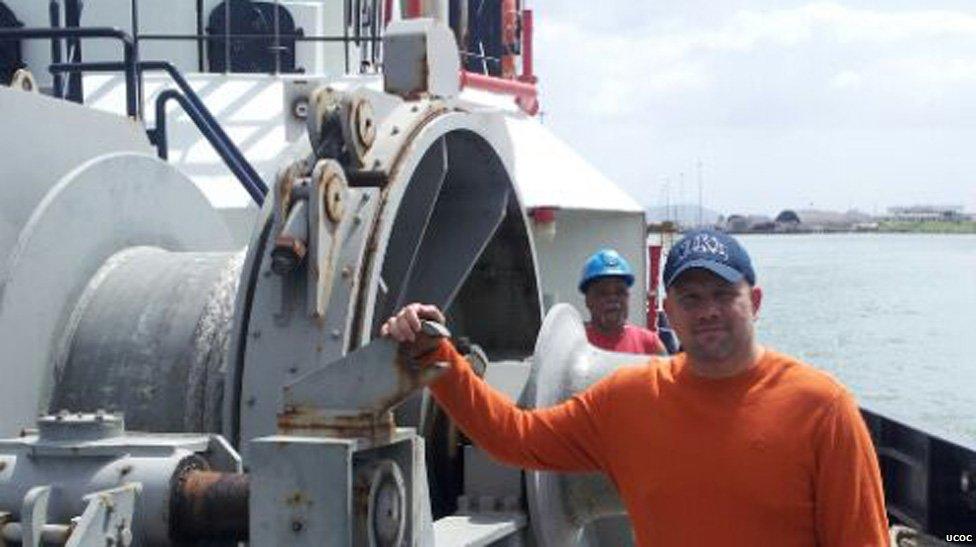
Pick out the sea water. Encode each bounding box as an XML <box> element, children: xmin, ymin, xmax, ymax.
<box><xmin>737</xmin><ymin>233</ymin><xmax>976</xmax><ymax>446</ymax></box>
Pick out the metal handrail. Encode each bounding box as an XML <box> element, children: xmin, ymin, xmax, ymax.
<box><xmin>0</xmin><ymin>27</ymin><xmax>139</xmax><ymax>117</ymax></box>
<box><xmin>150</xmin><ymin>89</ymin><xmax>266</xmax><ymax>205</ymax></box>
<box><xmin>50</xmin><ymin>60</ymin><xmax>269</xmax><ymax>205</ymax></box>
<box><xmin>136</xmin><ymin>33</ymin><xmax>381</xmax><ymax>43</ymax></box>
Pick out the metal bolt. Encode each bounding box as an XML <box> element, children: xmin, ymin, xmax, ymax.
<box><xmin>331</xmin><ymin>329</ymin><xmax>342</xmax><ymax>339</ymax></box>
<box><xmin>246</xmin><ymin>396</ymin><xmax>257</xmax><ymax>407</ymax></box>
<box><xmin>291</xmin><ymin>520</ymin><xmax>304</xmax><ymax>533</ymax></box>
<box><xmin>361</xmin><ymin>193</ymin><xmax>370</xmax><ymax>203</ymax></box>
<box><xmin>289</xmin><ymin>366</ymin><xmax>298</xmax><ymax>374</ymax></box>
<box><xmin>372</xmin><ymin>159</ymin><xmax>382</xmax><ymax>169</ymax></box>
<box><xmin>341</xmin><ymin>266</ymin><xmax>353</xmax><ymax>279</ymax></box>
<box><xmin>354</xmin><ymin>215</ymin><xmax>362</xmax><ymax>225</ymax></box>
<box><xmin>391</xmin><ymin>126</ymin><xmax>400</xmax><ymax>136</ymax></box>
<box><xmin>292</xmin><ymin>98</ymin><xmax>309</xmax><ymax>119</ymax></box>
<box><xmin>251</xmin><ymin>330</ymin><xmax>262</xmax><ymax>339</ymax></box>
<box><xmin>411</xmin><ymin>105</ymin><xmax>419</xmax><ymax>113</ymax></box>
<box><xmin>119</xmin><ymin>464</ymin><xmax>132</xmax><ymax>476</ymax></box>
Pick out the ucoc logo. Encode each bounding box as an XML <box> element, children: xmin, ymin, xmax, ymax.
<box><xmin>946</xmin><ymin>534</ymin><xmax>974</xmax><ymax>543</ymax></box>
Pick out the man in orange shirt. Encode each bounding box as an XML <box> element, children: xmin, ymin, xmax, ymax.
<box><xmin>382</xmin><ymin>229</ymin><xmax>888</xmax><ymax>546</ymax></box>
<box><xmin>578</xmin><ymin>248</ymin><xmax>666</xmax><ymax>355</ymax></box>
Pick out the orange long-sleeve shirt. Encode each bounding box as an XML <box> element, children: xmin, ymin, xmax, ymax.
<box><xmin>424</xmin><ymin>339</ymin><xmax>888</xmax><ymax>546</ymax></box>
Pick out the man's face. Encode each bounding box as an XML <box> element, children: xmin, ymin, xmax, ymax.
<box><xmin>663</xmin><ymin>269</ymin><xmax>762</xmax><ymax>365</ymax></box>
<box><xmin>585</xmin><ymin>277</ymin><xmax>630</xmax><ymax>332</ymax></box>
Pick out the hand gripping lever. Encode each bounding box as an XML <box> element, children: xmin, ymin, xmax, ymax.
<box><xmin>278</xmin><ymin>320</ymin><xmax>450</xmax><ymax>442</ymax></box>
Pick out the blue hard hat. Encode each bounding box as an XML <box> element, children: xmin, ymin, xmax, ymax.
<box><xmin>578</xmin><ymin>249</ymin><xmax>635</xmax><ymax>293</ymax></box>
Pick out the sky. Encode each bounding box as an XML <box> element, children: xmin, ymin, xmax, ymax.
<box><xmin>530</xmin><ymin>1</ymin><xmax>976</xmax><ymax>215</ymax></box>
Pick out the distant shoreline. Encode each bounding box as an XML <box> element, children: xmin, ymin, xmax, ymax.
<box><xmin>874</xmin><ymin>220</ymin><xmax>976</xmax><ymax>234</ymax></box>
<box><xmin>650</xmin><ymin>221</ymin><xmax>976</xmax><ymax>235</ymax></box>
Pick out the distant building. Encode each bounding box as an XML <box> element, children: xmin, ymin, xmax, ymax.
<box><xmin>886</xmin><ymin>205</ymin><xmax>967</xmax><ymax>222</ymax></box>
<box><xmin>774</xmin><ymin>210</ymin><xmax>802</xmax><ymax>232</ymax></box>
<box><xmin>723</xmin><ymin>214</ymin><xmax>773</xmax><ymax>233</ymax></box>
<box><xmin>774</xmin><ymin>210</ymin><xmax>801</xmax><ymax>224</ymax></box>
<box><xmin>725</xmin><ymin>214</ymin><xmax>750</xmax><ymax>232</ymax></box>
<box><xmin>792</xmin><ymin>209</ymin><xmax>872</xmax><ymax>232</ymax></box>
<box><xmin>723</xmin><ymin>209</ymin><xmax>877</xmax><ymax>233</ymax></box>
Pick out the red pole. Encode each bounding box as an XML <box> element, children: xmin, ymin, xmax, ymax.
<box><xmin>519</xmin><ymin>9</ymin><xmax>537</xmax><ymax>84</ymax></box>
<box><xmin>459</xmin><ymin>70</ymin><xmax>539</xmax><ymax>115</ymax></box>
<box><xmin>648</xmin><ymin>244</ymin><xmax>663</xmax><ymax>329</ymax></box>
<box><xmin>501</xmin><ymin>0</ymin><xmax>518</xmax><ymax>78</ymax></box>
<box><xmin>384</xmin><ymin>0</ymin><xmax>394</xmax><ymax>25</ymax></box>
<box><xmin>405</xmin><ymin>0</ymin><xmax>422</xmax><ymax>18</ymax></box>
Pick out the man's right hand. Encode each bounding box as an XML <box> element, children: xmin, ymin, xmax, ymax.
<box><xmin>380</xmin><ymin>303</ymin><xmax>446</xmax><ymax>358</ymax></box>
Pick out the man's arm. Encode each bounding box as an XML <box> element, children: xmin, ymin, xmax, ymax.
<box><xmin>382</xmin><ymin>303</ymin><xmax>611</xmax><ymax>472</ymax></box>
<box><xmin>422</xmin><ymin>338</ymin><xmax>610</xmax><ymax>472</ymax></box>
<box><xmin>814</xmin><ymin>390</ymin><xmax>889</xmax><ymax>546</ymax></box>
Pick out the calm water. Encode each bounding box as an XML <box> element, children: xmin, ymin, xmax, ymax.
<box><xmin>735</xmin><ymin>233</ymin><xmax>976</xmax><ymax>446</ymax></box>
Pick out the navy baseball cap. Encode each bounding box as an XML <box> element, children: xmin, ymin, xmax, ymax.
<box><xmin>663</xmin><ymin>229</ymin><xmax>756</xmax><ymax>288</ymax></box>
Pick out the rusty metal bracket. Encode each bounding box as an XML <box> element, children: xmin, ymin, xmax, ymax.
<box><xmin>279</xmin><ymin>321</ymin><xmax>450</xmax><ymax>443</ymax></box>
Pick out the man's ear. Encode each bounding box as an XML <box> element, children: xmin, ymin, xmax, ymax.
<box><xmin>750</xmin><ymin>286</ymin><xmax>763</xmax><ymax>317</ymax></box>
<box><xmin>662</xmin><ymin>292</ymin><xmax>673</xmax><ymax>317</ymax></box>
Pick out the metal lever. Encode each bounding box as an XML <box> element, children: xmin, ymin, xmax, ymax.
<box><xmin>279</xmin><ymin>321</ymin><xmax>452</xmax><ymax>441</ymax></box>
<box><xmin>419</xmin><ymin>319</ymin><xmax>450</xmax><ymax>339</ymax></box>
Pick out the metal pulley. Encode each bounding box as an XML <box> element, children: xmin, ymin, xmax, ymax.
<box><xmin>357</xmin><ymin>459</ymin><xmax>407</xmax><ymax>547</ymax></box>
<box><xmin>525</xmin><ymin>304</ymin><xmax>636</xmax><ymax>545</ymax></box>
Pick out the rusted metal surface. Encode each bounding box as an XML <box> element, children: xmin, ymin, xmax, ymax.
<box><xmin>170</xmin><ymin>470</ymin><xmax>250</xmax><ymax>542</ymax></box>
<box><xmin>278</xmin><ymin>408</ymin><xmax>397</xmax><ymax>444</ymax></box>
<box><xmin>272</xmin><ymin>234</ymin><xmax>308</xmax><ymax>274</ymax></box>
<box><xmin>278</xmin><ymin>327</ymin><xmax>448</xmax><ymax>443</ymax></box>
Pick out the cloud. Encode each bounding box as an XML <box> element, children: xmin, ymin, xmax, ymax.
<box><xmin>830</xmin><ymin>70</ymin><xmax>862</xmax><ymax>90</ymax></box>
<box><xmin>536</xmin><ymin>2</ymin><xmax>976</xmax><ymax>126</ymax></box>
<box><xmin>531</xmin><ymin>2</ymin><xmax>976</xmax><ymax>214</ymax></box>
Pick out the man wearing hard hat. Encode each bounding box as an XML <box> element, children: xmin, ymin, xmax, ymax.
<box><xmin>578</xmin><ymin>248</ymin><xmax>665</xmax><ymax>355</ymax></box>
